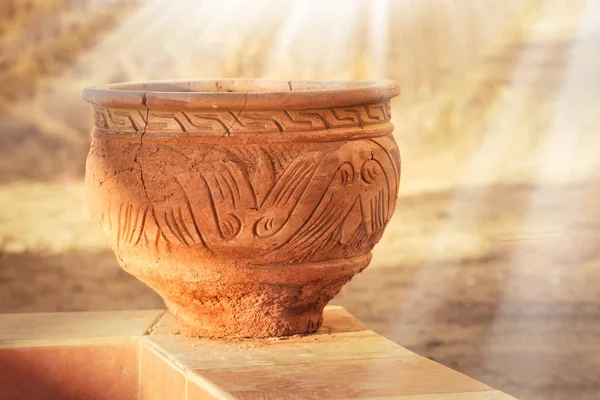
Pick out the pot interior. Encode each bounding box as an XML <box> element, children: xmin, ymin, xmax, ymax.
<box><xmin>103</xmin><ymin>79</ymin><xmax>379</xmax><ymax>94</ymax></box>
<box><xmin>83</xmin><ymin>79</ymin><xmax>400</xmax><ymax>110</ymax></box>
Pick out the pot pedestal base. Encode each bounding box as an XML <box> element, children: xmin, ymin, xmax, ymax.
<box><xmin>139</xmin><ymin>255</ymin><xmax>372</xmax><ymax>338</ymax></box>
<box><xmin>169</xmin><ymin>304</ymin><xmax>325</xmax><ymax>338</ymax></box>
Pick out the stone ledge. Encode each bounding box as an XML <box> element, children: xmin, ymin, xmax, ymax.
<box><xmin>0</xmin><ymin>306</ymin><xmax>518</xmax><ymax>400</ymax></box>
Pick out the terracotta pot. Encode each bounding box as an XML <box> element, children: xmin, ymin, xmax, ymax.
<box><xmin>83</xmin><ymin>79</ymin><xmax>401</xmax><ymax>337</ymax></box>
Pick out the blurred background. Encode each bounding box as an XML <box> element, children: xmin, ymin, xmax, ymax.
<box><xmin>1</xmin><ymin>0</ymin><xmax>599</xmax><ymax>398</ymax></box>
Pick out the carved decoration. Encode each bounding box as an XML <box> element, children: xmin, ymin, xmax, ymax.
<box><xmin>92</xmin><ymin>101</ymin><xmax>391</xmax><ymax>135</ymax></box>
<box><xmin>89</xmin><ymin>138</ymin><xmax>399</xmax><ymax>265</ymax></box>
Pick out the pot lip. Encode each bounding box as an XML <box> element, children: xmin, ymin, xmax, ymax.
<box><xmin>82</xmin><ymin>78</ymin><xmax>400</xmax><ymax>110</ymax></box>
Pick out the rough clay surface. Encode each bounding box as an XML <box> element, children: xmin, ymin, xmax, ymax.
<box><xmin>84</xmin><ymin>79</ymin><xmax>401</xmax><ymax>337</ymax></box>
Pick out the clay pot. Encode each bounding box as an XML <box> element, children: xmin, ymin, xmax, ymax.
<box><xmin>83</xmin><ymin>79</ymin><xmax>401</xmax><ymax>337</ymax></box>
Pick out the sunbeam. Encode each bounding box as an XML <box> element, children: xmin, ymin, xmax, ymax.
<box><xmin>387</xmin><ymin>2</ymin><xmax>556</xmax><ymax>348</ymax></box>
<box><xmin>481</xmin><ymin>0</ymin><xmax>600</xmax><ymax>384</ymax></box>
<box><xmin>2</xmin><ymin>1</ymin><xmax>600</xmax><ymax>397</ymax></box>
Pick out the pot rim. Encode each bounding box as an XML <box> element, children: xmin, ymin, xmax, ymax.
<box><xmin>82</xmin><ymin>78</ymin><xmax>400</xmax><ymax>110</ymax></box>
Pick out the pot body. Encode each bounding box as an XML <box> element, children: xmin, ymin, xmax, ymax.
<box><xmin>85</xmin><ymin>79</ymin><xmax>400</xmax><ymax>337</ymax></box>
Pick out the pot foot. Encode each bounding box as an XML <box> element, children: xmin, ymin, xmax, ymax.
<box><xmin>145</xmin><ymin>255</ymin><xmax>372</xmax><ymax>338</ymax></box>
<box><xmin>169</xmin><ymin>300</ymin><xmax>326</xmax><ymax>338</ymax></box>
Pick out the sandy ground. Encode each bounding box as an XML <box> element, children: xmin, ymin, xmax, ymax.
<box><xmin>2</xmin><ymin>179</ymin><xmax>599</xmax><ymax>400</ymax></box>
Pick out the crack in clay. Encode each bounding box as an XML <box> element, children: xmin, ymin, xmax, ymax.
<box><xmin>225</xmin><ymin>91</ymin><xmax>249</xmax><ymax>137</ymax></box>
<box><xmin>134</xmin><ymin>92</ymin><xmax>150</xmax><ymax>199</ymax></box>
<box><xmin>202</xmin><ymin>92</ymin><xmax>249</xmax><ymax>159</ymax></box>
<box><xmin>99</xmin><ymin>168</ymin><xmax>139</xmax><ymax>186</ymax></box>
